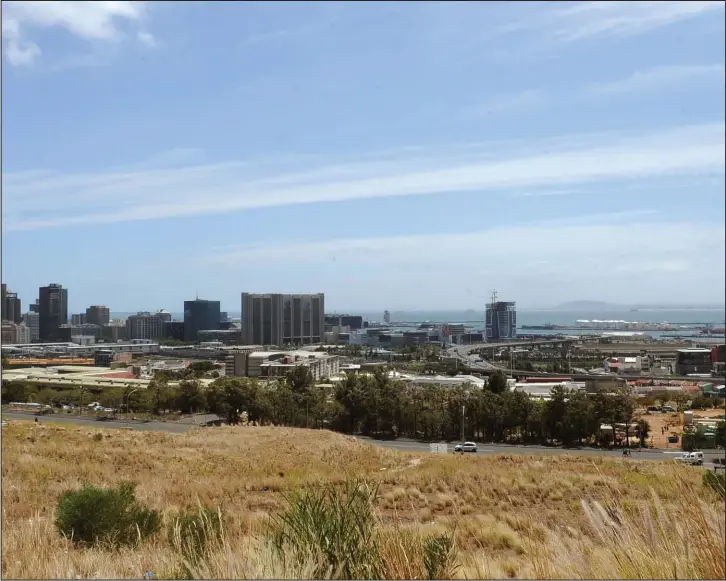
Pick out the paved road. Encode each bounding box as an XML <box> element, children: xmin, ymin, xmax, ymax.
<box><xmin>2</xmin><ymin>412</ymin><xmax>192</xmax><ymax>433</ymax></box>
<box><xmin>5</xmin><ymin>412</ymin><xmax>723</xmax><ymax>468</ymax></box>
<box><xmin>360</xmin><ymin>436</ymin><xmax>723</xmax><ymax>464</ymax></box>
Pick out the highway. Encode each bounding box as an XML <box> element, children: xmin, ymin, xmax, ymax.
<box><xmin>443</xmin><ymin>346</ymin><xmax>726</xmax><ymax>382</ymax></box>
<box><xmin>4</xmin><ymin>412</ymin><xmax>723</xmax><ymax>467</ymax></box>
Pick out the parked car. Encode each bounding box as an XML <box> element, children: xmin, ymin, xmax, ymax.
<box><xmin>454</xmin><ymin>442</ymin><xmax>477</xmax><ymax>453</ymax></box>
<box><xmin>662</xmin><ymin>405</ymin><xmax>676</xmax><ymax>413</ymax></box>
<box><xmin>667</xmin><ymin>434</ymin><xmax>679</xmax><ymax>443</ymax></box>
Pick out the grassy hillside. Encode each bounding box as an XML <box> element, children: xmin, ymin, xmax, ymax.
<box><xmin>2</xmin><ymin>421</ymin><xmax>724</xmax><ymax>579</ymax></box>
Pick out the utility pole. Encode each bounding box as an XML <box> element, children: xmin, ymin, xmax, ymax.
<box><xmin>461</xmin><ymin>405</ymin><xmax>465</xmax><ymax>443</ymax></box>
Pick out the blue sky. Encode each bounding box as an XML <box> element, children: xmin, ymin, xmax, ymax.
<box><xmin>2</xmin><ymin>1</ymin><xmax>725</xmax><ymax>314</ymax></box>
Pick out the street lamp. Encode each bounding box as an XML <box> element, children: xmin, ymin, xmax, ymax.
<box><xmin>124</xmin><ymin>388</ymin><xmax>141</xmax><ymax>415</ymax></box>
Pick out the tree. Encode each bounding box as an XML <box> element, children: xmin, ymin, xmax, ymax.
<box><xmin>545</xmin><ymin>384</ymin><xmax>569</xmax><ymax>444</ymax></box>
<box><xmin>564</xmin><ymin>389</ymin><xmax>593</xmax><ymax>446</ymax></box>
<box><xmin>636</xmin><ymin>418</ymin><xmax>650</xmax><ymax>448</ymax></box>
<box><xmin>176</xmin><ymin>380</ymin><xmax>207</xmax><ymax>414</ymax></box>
<box><xmin>1</xmin><ymin>381</ymin><xmax>32</xmax><ymax>404</ymax></box>
<box><xmin>286</xmin><ymin>365</ymin><xmax>314</xmax><ymax>395</ymax></box>
<box><xmin>487</xmin><ymin>370</ymin><xmax>508</xmax><ymax>395</ymax></box>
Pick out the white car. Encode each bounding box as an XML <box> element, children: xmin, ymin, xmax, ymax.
<box><xmin>454</xmin><ymin>442</ymin><xmax>477</xmax><ymax>453</ymax></box>
<box><xmin>678</xmin><ymin>451</ymin><xmax>704</xmax><ymax>466</ymax></box>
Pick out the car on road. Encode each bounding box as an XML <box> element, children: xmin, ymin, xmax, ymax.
<box><xmin>677</xmin><ymin>451</ymin><xmax>704</xmax><ymax>466</ymax></box>
<box><xmin>454</xmin><ymin>442</ymin><xmax>477</xmax><ymax>453</ymax></box>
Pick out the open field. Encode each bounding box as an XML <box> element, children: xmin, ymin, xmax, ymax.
<box><xmin>2</xmin><ymin>421</ymin><xmax>725</xmax><ymax>579</ymax></box>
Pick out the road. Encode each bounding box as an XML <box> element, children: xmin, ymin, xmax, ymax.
<box><xmin>4</xmin><ymin>411</ymin><xmax>723</xmax><ymax>467</ymax></box>
<box><xmin>2</xmin><ymin>412</ymin><xmax>192</xmax><ymax>433</ymax></box>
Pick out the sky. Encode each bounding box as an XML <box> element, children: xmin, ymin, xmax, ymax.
<box><xmin>2</xmin><ymin>1</ymin><xmax>725</xmax><ymax>314</ymax></box>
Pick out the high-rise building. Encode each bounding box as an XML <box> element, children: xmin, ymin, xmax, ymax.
<box><xmin>22</xmin><ymin>311</ymin><xmax>40</xmax><ymax>342</ymax></box>
<box><xmin>38</xmin><ymin>284</ymin><xmax>68</xmax><ymax>342</ymax></box>
<box><xmin>3</xmin><ymin>290</ymin><xmax>22</xmax><ymax>324</ymax></box>
<box><xmin>241</xmin><ymin>293</ymin><xmax>324</xmax><ymax>346</ymax></box>
<box><xmin>71</xmin><ymin>313</ymin><xmax>87</xmax><ymax>326</ymax></box>
<box><xmin>85</xmin><ymin>305</ymin><xmax>110</xmax><ymax>326</ymax></box>
<box><xmin>125</xmin><ymin>312</ymin><xmax>165</xmax><ymax>340</ymax></box>
<box><xmin>383</xmin><ymin>310</ymin><xmax>391</xmax><ymax>324</ymax></box>
<box><xmin>156</xmin><ymin>309</ymin><xmax>172</xmax><ymax>324</ymax></box>
<box><xmin>184</xmin><ymin>299</ymin><xmax>221</xmax><ymax>342</ymax></box>
<box><xmin>485</xmin><ymin>291</ymin><xmax>516</xmax><ymax>341</ymax></box>
<box><xmin>29</xmin><ymin>299</ymin><xmax>40</xmax><ymax>313</ymax></box>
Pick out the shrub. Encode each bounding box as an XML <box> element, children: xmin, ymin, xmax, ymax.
<box><xmin>268</xmin><ymin>479</ymin><xmax>381</xmax><ymax>579</ymax></box>
<box><xmin>55</xmin><ymin>481</ymin><xmax>160</xmax><ymax>547</ymax></box>
<box><xmin>422</xmin><ymin>531</ymin><xmax>459</xmax><ymax>580</ymax></box>
<box><xmin>702</xmin><ymin>470</ymin><xmax>725</xmax><ymax>498</ymax></box>
<box><xmin>167</xmin><ymin>506</ymin><xmax>224</xmax><ymax>562</ymax></box>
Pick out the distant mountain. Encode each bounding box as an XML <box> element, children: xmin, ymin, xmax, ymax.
<box><xmin>553</xmin><ymin>301</ymin><xmax>623</xmax><ymax>311</ymax></box>
<box><xmin>550</xmin><ymin>301</ymin><xmax>724</xmax><ymax>312</ymax></box>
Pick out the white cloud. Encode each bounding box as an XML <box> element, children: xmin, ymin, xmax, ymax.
<box><xmin>1</xmin><ymin>0</ymin><xmax>155</xmax><ymax>67</ymax></box>
<box><xmin>464</xmin><ymin>63</ymin><xmax>724</xmax><ymax>117</ymax></box>
<box><xmin>583</xmin><ymin>64</ymin><xmax>726</xmax><ymax>96</ymax></box>
<box><xmin>2</xmin><ymin>122</ymin><xmax>724</xmax><ymax>232</ymax></box>
<box><xmin>465</xmin><ymin>89</ymin><xmax>548</xmax><ymax>117</ymax></box>
<box><xmin>504</xmin><ymin>1</ymin><xmax>726</xmax><ymax>44</ymax></box>
<box><xmin>200</xmin><ymin>217</ymin><xmax>726</xmax><ymax>308</ymax></box>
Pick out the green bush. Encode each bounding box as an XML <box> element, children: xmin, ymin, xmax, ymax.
<box><xmin>423</xmin><ymin>531</ymin><xmax>458</xmax><ymax>580</ymax></box>
<box><xmin>268</xmin><ymin>480</ymin><xmax>381</xmax><ymax>579</ymax></box>
<box><xmin>55</xmin><ymin>481</ymin><xmax>160</xmax><ymax>547</ymax></box>
<box><xmin>702</xmin><ymin>470</ymin><xmax>725</xmax><ymax>499</ymax></box>
<box><xmin>167</xmin><ymin>506</ymin><xmax>224</xmax><ymax>562</ymax></box>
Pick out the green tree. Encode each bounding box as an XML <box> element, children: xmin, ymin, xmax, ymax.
<box><xmin>1</xmin><ymin>381</ymin><xmax>32</xmax><ymax>404</ymax></box>
<box><xmin>545</xmin><ymin>384</ymin><xmax>569</xmax><ymax>444</ymax></box>
<box><xmin>487</xmin><ymin>370</ymin><xmax>508</xmax><ymax>395</ymax></box>
<box><xmin>564</xmin><ymin>389</ymin><xmax>593</xmax><ymax>446</ymax></box>
<box><xmin>636</xmin><ymin>418</ymin><xmax>650</xmax><ymax>448</ymax></box>
<box><xmin>176</xmin><ymin>380</ymin><xmax>207</xmax><ymax>414</ymax></box>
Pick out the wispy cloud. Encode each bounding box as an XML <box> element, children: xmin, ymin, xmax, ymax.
<box><xmin>583</xmin><ymin>63</ymin><xmax>726</xmax><ymax>96</ymax></box>
<box><xmin>3</xmin><ymin>123</ymin><xmax>723</xmax><ymax>232</ymax></box>
<box><xmin>199</xmin><ymin>216</ymin><xmax>725</xmax><ymax>307</ymax></box>
<box><xmin>501</xmin><ymin>1</ymin><xmax>725</xmax><ymax>44</ymax></box>
<box><xmin>464</xmin><ymin>63</ymin><xmax>725</xmax><ymax>117</ymax></box>
<box><xmin>1</xmin><ymin>0</ymin><xmax>156</xmax><ymax>67</ymax></box>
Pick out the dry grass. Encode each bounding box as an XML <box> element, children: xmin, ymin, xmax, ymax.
<box><xmin>2</xmin><ymin>421</ymin><xmax>724</xmax><ymax>579</ymax></box>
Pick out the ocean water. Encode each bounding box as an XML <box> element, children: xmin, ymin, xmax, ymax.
<box><xmin>368</xmin><ymin>309</ymin><xmax>726</xmax><ymax>326</ymax></box>
<box><xmin>111</xmin><ymin>309</ymin><xmax>725</xmax><ymax>327</ymax></box>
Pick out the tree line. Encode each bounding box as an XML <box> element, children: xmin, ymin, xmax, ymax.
<box><xmin>3</xmin><ymin>367</ymin><xmax>667</xmax><ymax>448</ymax></box>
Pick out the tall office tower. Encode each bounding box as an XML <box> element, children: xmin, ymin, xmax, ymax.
<box><xmin>241</xmin><ymin>293</ymin><xmax>324</xmax><ymax>346</ymax></box>
<box><xmin>3</xmin><ymin>290</ymin><xmax>22</xmax><ymax>323</ymax></box>
<box><xmin>85</xmin><ymin>305</ymin><xmax>110</xmax><ymax>326</ymax></box>
<box><xmin>29</xmin><ymin>299</ymin><xmax>40</xmax><ymax>313</ymax></box>
<box><xmin>383</xmin><ymin>310</ymin><xmax>391</xmax><ymax>324</ymax></box>
<box><xmin>183</xmin><ymin>299</ymin><xmax>221</xmax><ymax>342</ymax></box>
<box><xmin>22</xmin><ymin>311</ymin><xmax>40</xmax><ymax>342</ymax></box>
<box><xmin>485</xmin><ymin>290</ymin><xmax>517</xmax><ymax>340</ymax></box>
<box><xmin>38</xmin><ymin>284</ymin><xmax>68</xmax><ymax>342</ymax></box>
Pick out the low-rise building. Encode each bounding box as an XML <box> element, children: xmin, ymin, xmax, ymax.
<box><xmin>232</xmin><ymin>350</ymin><xmax>339</xmax><ymax>380</ymax></box>
<box><xmin>676</xmin><ymin>348</ymin><xmax>715</xmax><ymax>376</ymax></box>
<box><xmin>604</xmin><ymin>356</ymin><xmax>643</xmax><ymax>373</ymax></box>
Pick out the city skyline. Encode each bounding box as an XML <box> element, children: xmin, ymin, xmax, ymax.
<box><xmin>2</xmin><ymin>2</ymin><xmax>724</xmax><ymax>309</ymax></box>
<box><xmin>2</xmin><ymin>278</ymin><xmax>726</xmax><ymax>317</ymax></box>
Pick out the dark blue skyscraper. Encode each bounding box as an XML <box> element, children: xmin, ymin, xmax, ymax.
<box><xmin>184</xmin><ymin>299</ymin><xmax>221</xmax><ymax>342</ymax></box>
